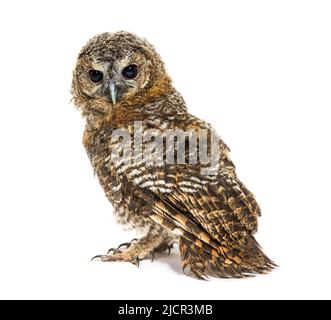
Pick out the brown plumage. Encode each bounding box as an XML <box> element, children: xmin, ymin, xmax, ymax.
<box><xmin>71</xmin><ymin>31</ymin><xmax>276</xmax><ymax>279</ymax></box>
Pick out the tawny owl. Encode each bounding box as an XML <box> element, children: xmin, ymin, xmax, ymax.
<box><xmin>71</xmin><ymin>31</ymin><xmax>275</xmax><ymax>279</ymax></box>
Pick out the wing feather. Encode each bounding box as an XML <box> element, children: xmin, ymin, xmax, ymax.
<box><xmin>123</xmin><ymin>163</ymin><xmax>261</xmax><ymax>255</ymax></box>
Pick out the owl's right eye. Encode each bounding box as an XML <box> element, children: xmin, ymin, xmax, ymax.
<box><xmin>88</xmin><ymin>70</ymin><xmax>103</xmax><ymax>83</ymax></box>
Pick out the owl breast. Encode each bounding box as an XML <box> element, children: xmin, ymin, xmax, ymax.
<box><xmin>83</xmin><ymin>93</ymin><xmax>188</xmax><ymax>230</ymax></box>
<box><xmin>83</xmin><ymin>118</ymin><xmax>163</xmax><ymax>231</ymax></box>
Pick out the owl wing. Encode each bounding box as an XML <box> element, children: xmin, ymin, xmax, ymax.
<box><xmin>124</xmin><ymin>164</ymin><xmax>261</xmax><ymax>253</ymax></box>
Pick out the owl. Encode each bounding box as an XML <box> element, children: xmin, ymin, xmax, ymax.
<box><xmin>71</xmin><ymin>31</ymin><xmax>275</xmax><ymax>279</ymax></box>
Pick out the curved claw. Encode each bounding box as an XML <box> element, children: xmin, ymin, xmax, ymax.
<box><xmin>150</xmin><ymin>252</ymin><xmax>155</xmax><ymax>262</ymax></box>
<box><xmin>167</xmin><ymin>243</ymin><xmax>174</xmax><ymax>255</ymax></box>
<box><xmin>117</xmin><ymin>242</ymin><xmax>131</xmax><ymax>250</ymax></box>
<box><xmin>107</xmin><ymin>248</ymin><xmax>122</xmax><ymax>255</ymax></box>
<box><xmin>91</xmin><ymin>255</ymin><xmax>104</xmax><ymax>262</ymax></box>
<box><xmin>117</xmin><ymin>238</ymin><xmax>138</xmax><ymax>250</ymax></box>
<box><xmin>132</xmin><ymin>256</ymin><xmax>140</xmax><ymax>267</ymax></box>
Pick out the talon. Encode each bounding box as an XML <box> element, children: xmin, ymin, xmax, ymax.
<box><xmin>91</xmin><ymin>255</ymin><xmax>105</xmax><ymax>262</ymax></box>
<box><xmin>117</xmin><ymin>238</ymin><xmax>137</xmax><ymax>250</ymax></box>
<box><xmin>117</xmin><ymin>242</ymin><xmax>131</xmax><ymax>250</ymax></box>
<box><xmin>167</xmin><ymin>247</ymin><xmax>171</xmax><ymax>255</ymax></box>
<box><xmin>132</xmin><ymin>256</ymin><xmax>140</xmax><ymax>267</ymax></box>
<box><xmin>150</xmin><ymin>252</ymin><xmax>155</xmax><ymax>262</ymax></box>
<box><xmin>107</xmin><ymin>248</ymin><xmax>122</xmax><ymax>255</ymax></box>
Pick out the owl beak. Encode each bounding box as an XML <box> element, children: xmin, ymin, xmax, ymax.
<box><xmin>109</xmin><ymin>80</ymin><xmax>117</xmax><ymax>104</ymax></box>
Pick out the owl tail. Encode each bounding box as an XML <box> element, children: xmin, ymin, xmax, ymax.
<box><xmin>179</xmin><ymin>236</ymin><xmax>276</xmax><ymax>279</ymax></box>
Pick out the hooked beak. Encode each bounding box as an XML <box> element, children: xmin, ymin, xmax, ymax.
<box><xmin>109</xmin><ymin>80</ymin><xmax>117</xmax><ymax>104</ymax></box>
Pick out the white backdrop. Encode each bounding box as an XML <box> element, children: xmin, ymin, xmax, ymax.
<box><xmin>0</xmin><ymin>0</ymin><xmax>330</xmax><ymax>300</ymax></box>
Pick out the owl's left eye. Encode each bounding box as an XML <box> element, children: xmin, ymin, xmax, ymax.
<box><xmin>122</xmin><ymin>64</ymin><xmax>138</xmax><ymax>79</ymax></box>
<box><xmin>88</xmin><ymin>70</ymin><xmax>103</xmax><ymax>83</ymax></box>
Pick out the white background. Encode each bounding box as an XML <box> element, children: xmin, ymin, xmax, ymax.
<box><xmin>0</xmin><ymin>0</ymin><xmax>330</xmax><ymax>300</ymax></box>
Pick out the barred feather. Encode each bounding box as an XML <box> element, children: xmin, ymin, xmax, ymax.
<box><xmin>72</xmin><ymin>31</ymin><xmax>276</xmax><ymax>279</ymax></box>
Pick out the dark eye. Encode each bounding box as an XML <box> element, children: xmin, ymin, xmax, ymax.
<box><xmin>88</xmin><ymin>70</ymin><xmax>103</xmax><ymax>83</ymax></box>
<box><xmin>122</xmin><ymin>64</ymin><xmax>138</xmax><ymax>79</ymax></box>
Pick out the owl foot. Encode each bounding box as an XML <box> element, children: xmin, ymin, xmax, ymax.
<box><xmin>91</xmin><ymin>252</ymin><xmax>141</xmax><ymax>267</ymax></box>
<box><xmin>92</xmin><ymin>238</ymin><xmax>156</xmax><ymax>266</ymax></box>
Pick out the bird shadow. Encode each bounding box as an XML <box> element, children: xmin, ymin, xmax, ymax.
<box><xmin>154</xmin><ymin>247</ymin><xmax>183</xmax><ymax>275</ymax></box>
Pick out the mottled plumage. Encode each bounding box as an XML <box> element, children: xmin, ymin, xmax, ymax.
<box><xmin>72</xmin><ymin>31</ymin><xmax>275</xmax><ymax>278</ymax></box>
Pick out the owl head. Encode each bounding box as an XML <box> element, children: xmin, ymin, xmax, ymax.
<box><xmin>72</xmin><ymin>31</ymin><xmax>172</xmax><ymax>115</ymax></box>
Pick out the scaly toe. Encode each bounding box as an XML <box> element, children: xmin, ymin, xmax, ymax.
<box><xmin>91</xmin><ymin>252</ymin><xmax>143</xmax><ymax>266</ymax></box>
<box><xmin>91</xmin><ymin>254</ymin><xmax>122</xmax><ymax>262</ymax></box>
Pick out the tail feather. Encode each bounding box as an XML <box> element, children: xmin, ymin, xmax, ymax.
<box><xmin>179</xmin><ymin>236</ymin><xmax>276</xmax><ymax>279</ymax></box>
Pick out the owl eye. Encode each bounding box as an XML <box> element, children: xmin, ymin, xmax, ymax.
<box><xmin>88</xmin><ymin>70</ymin><xmax>103</xmax><ymax>83</ymax></box>
<box><xmin>122</xmin><ymin>64</ymin><xmax>138</xmax><ymax>79</ymax></box>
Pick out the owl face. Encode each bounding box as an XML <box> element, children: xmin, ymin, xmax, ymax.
<box><xmin>72</xmin><ymin>32</ymin><xmax>166</xmax><ymax>109</ymax></box>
